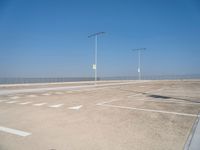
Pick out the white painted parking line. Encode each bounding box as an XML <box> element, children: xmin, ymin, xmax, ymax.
<box><xmin>0</xmin><ymin>100</ymin><xmax>8</xmax><ymax>102</ymax></box>
<box><xmin>19</xmin><ymin>101</ymin><xmax>33</xmax><ymax>105</ymax></box>
<box><xmin>27</xmin><ymin>95</ymin><xmax>37</xmax><ymax>98</ymax></box>
<box><xmin>68</xmin><ymin>105</ymin><xmax>82</xmax><ymax>110</ymax></box>
<box><xmin>42</xmin><ymin>93</ymin><xmax>51</xmax><ymax>96</ymax></box>
<box><xmin>6</xmin><ymin>101</ymin><xmax>18</xmax><ymax>104</ymax></box>
<box><xmin>0</xmin><ymin>126</ymin><xmax>31</xmax><ymax>137</ymax></box>
<box><xmin>49</xmin><ymin>104</ymin><xmax>64</xmax><ymax>108</ymax></box>
<box><xmin>10</xmin><ymin>96</ymin><xmax>20</xmax><ymax>100</ymax></box>
<box><xmin>98</xmin><ymin>104</ymin><xmax>199</xmax><ymax>117</ymax></box>
<box><xmin>96</xmin><ymin>99</ymin><xmax>120</xmax><ymax>105</ymax></box>
<box><xmin>33</xmin><ymin>103</ymin><xmax>46</xmax><ymax>106</ymax></box>
<box><xmin>128</xmin><ymin>98</ymin><xmax>200</xmax><ymax>105</ymax></box>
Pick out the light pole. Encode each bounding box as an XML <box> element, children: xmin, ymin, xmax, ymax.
<box><xmin>88</xmin><ymin>32</ymin><xmax>105</xmax><ymax>85</ymax></box>
<box><xmin>132</xmin><ymin>48</ymin><xmax>146</xmax><ymax>80</ymax></box>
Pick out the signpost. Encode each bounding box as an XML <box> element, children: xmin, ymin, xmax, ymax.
<box><xmin>88</xmin><ymin>32</ymin><xmax>105</xmax><ymax>85</ymax></box>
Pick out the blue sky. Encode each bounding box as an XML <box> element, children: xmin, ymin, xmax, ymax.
<box><xmin>0</xmin><ymin>0</ymin><xmax>200</xmax><ymax>77</ymax></box>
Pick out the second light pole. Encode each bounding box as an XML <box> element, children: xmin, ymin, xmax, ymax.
<box><xmin>132</xmin><ymin>48</ymin><xmax>146</xmax><ymax>80</ymax></box>
<box><xmin>88</xmin><ymin>32</ymin><xmax>105</xmax><ymax>85</ymax></box>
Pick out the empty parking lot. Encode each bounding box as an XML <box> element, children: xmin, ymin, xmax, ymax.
<box><xmin>0</xmin><ymin>80</ymin><xmax>200</xmax><ymax>150</ymax></box>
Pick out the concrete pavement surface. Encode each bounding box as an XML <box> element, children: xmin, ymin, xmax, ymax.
<box><xmin>0</xmin><ymin>80</ymin><xmax>200</xmax><ymax>150</ymax></box>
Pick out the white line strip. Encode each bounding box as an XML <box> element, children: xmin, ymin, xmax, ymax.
<box><xmin>19</xmin><ymin>101</ymin><xmax>32</xmax><ymax>105</ymax></box>
<box><xmin>99</xmin><ymin>104</ymin><xmax>199</xmax><ymax>117</ymax></box>
<box><xmin>68</xmin><ymin>105</ymin><xmax>82</xmax><ymax>110</ymax></box>
<box><xmin>42</xmin><ymin>93</ymin><xmax>51</xmax><ymax>96</ymax></box>
<box><xmin>55</xmin><ymin>92</ymin><xmax>63</xmax><ymax>95</ymax></box>
<box><xmin>0</xmin><ymin>126</ymin><xmax>31</xmax><ymax>137</ymax></box>
<box><xmin>49</xmin><ymin>104</ymin><xmax>64</xmax><ymax>108</ymax></box>
<box><xmin>27</xmin><ymin>95</ymin><xmax>37</xmax><ymax>98</ymax></box>
<box><xmin>10</xmin><ymin>96</ymin><xmax>20</xmax><ymax>100</ymax></box>
<box><xmin>6</xmin><ymin>101</ymin><xmax>18</xmax><ymax>104</ymax></box>
<box><xmin>96</xmin><ymin>99</ymin><xmax>120</xmax><ymax>105</ymax></box>
<box><xmin>33</xmin><ymin>103</ymin><xmax>46</xmax><ymax>106</ymax></box>
<box><xmin>128</xmin><ymin>98</ymin><xmax>200</xmax><ymax>105</ymax></box>
<box><xmin>0</xmin><ymin>100</ymin><xmax>8</xmax><ymax>102</ymax></box>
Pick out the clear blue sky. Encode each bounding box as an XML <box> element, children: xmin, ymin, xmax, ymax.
<box><xmin>0</xmin><ymin>0</ymin><xmax>200</xmax><ymax>77</ymax></box>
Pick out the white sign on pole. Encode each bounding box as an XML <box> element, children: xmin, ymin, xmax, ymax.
<box><xmin>138</xmin><ymin>68</ymin><xmax>140</xmax><ymax>73</ymax></box>
<box><xmin>92</xmin><ymin>64</ymin><xmax>96</xmax><ymax>70</ymax></box>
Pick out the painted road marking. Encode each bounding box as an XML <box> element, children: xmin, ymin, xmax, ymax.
<box><xmin>27</xmin><ymin>95</ymin><xmax>37</xmax><ymax>98</ymax></box>
<box><xmin>49</xmin><ymin>104</ymin><xmax>64</xmax><ymax>108</ymax></box>
<box><xmin>10</xmin><ymin>96</ymin><xmax>20</xmax><ymax>99</ymax></box>
<box><xmin>0</xmin><ymin>100</ymin><xmax>8</xmax><ymax>102</ymax></box>
<box><xmin>42</xmin><ymin>93</ymin><xmax>51</xmax><ymax>96</ymax></box>
<box><xmin>96</xmin><ymin>99</ymin><xmax>120</xmax><ymax>105</ymax></box>
<box><xmin>0</xmin><ymin>126</ymin><xmax>31</xmax><ymax>137</ymax></box>
<box><xmin>68</xmin><ymin>105</ymin><xmax>83</xmax><ymax>110</ymax></box>
<box><xmin>128</xmin><ymin>98</ymin><xmax>200</xmax><ymax>105</ymax></box>
<box><xmin>6</xmin><ymin>101</ymin><xmax>18</xmax><ymax>104</ymax></box>
<box><xmin>33</xmin><ymin>103</ymin><xmax>46</xmax><ymax>106</ymax></box>
<box><xmin>19</xmin><ymin>101</ymin><xmax>33</xmax><ymax>105</ymax></box>
<box><xmin>98</xmin><ymin>103</ymin><xmax>199</xmax><ymax>117</ymax></box>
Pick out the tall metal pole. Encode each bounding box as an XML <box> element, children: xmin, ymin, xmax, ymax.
<box><xmin>88</xmin><ymin>32</ymin><xmax>105</xmax><ymax>85</ymax></box>
<box><xmin>132</xmin><ymin>48</ymin><xmax>146</xmax><ymax>80</ymax></box>
<box><xmin>138</xmin><ymin>50</ymin><xmax>141</xmax><ymax>80</ymax></box>
<box><xmin>95</xmin><ymin>35</ymin><xmax>97</xmax><ymax>83</ymax></box>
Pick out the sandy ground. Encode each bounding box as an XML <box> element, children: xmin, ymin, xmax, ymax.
<box><xmin>0</xmin><ymin>80</ymin><xmax>200</xmax><ymax>150</ymax></box>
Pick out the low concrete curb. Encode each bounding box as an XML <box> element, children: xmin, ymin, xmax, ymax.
<box><xmin>184</xmin><ymin>112</ymin><xmax>200</xmax><ymax>150</ymax></box>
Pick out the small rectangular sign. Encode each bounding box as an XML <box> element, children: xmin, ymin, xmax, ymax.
<box><xmin>93</xmin><ymin>64</ymin><xmax>96</xmax><ymax>70</ymax></box>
